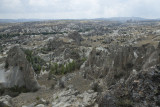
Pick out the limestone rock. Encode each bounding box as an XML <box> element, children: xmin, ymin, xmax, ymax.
<box><xmin>35</xmin><ymin>104</ymin><xmax>45</xmax><ymax>107</ymax></box>
<box><xmin>5</xmin><ymin>46</ymin><xmax>40</xmax><ymax>91</ymax></box>
<box><xmin>0</xmin><ymin>95</ymin><xmax>12</xmax><ymax>107</ymax></box>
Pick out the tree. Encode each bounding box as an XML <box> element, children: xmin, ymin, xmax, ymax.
<box><xmin>72</xmin><ymin>60</ymin><xmax>76</xmax><ymax>70</ymax></box>
<box><xmin>65</xmin><ymin>64</ymin><xmax>69</xmax><ymax>74</ymax></box>
<box><xmin>61</xmin><ymin>64</ymin><xmax>65</xmax><ymax>74</ymax></box>
<box><xmin>54</xmin><ymin>63</ymin><xmax>58</xmax><ymax>74</ymax></box>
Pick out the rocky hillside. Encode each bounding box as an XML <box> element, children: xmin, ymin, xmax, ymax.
<box><xmin>0</xmin><ymin>20</ymin><xmax>160</xmax><ymax>107</ymax></box>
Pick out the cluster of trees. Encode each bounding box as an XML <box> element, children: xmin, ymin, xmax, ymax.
<box><xmin>49</xmin><ymin>61</ymin><xmax>76</xmax><ymax>75</ymax></box>
<box><xmin>0</xmin><ymin>33</ymin><xmax>21</xmax><ymax>39</ymax></box>
<box><xmin>48</xmin><ymin>57</ymin><xmax>87</xmax><ymax>80</ymax></box>
<box><xmin>23</xmin><ymin>49</ymin><xmax>46</xmax><ymax>74</ymax></box>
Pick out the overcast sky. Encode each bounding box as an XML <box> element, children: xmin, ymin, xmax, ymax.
<box><xmin>0</xmin><ymin>0</ymin><xmax>160</xmax><ymax>19</ymax></box>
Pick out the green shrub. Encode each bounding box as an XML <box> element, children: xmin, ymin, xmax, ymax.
<box><xmin>56</xmin><ymin>96</ymin><xmax>59</xmax><ymax>99</ymax></box>
<box><xmin>54</xmin><ymin>63</ymin><xmax>58</xmax><ymax>74</ymax></box>
<box><xmin>61</xmin><ymin>65</ymin><xmax>65</xmax><ymax>74</ymax></box>
<box><xmin>33</xmin><ymin>64</ymin><xmax>41</xmax><ymax>74</ymax></box>
<box><xmin>50</xmin><ymin>63</ymin><xmax>55</xmax><ymax>73</ymax></box>
<box><xmin>65</xmin><ymin>64</ymin><xmax>69</xmax><ymax>74</ymax></box>
<box><xmin>36</xmin><ymin>96</ymin><xmax>40</xmax><ymax>100</ymax></box>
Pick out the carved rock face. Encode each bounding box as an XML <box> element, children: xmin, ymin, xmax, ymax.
<box><xmin>5</xmin><ymin>46</ymin><xmax>40</xmax><ymax>91</ymax></box>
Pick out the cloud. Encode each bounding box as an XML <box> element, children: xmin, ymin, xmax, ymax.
<box><xmin>0</xmin><ymin>0</ymin><xmax>160</xmax><ymax>19</ymax></box>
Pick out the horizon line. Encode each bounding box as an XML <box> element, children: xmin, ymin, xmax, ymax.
<box><xmin>0</xmin><ymin>17</ymin><xmax>159</xmax><ymax>20</ymax></box>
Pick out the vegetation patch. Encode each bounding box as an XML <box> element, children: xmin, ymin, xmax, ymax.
<box><xmin>23</xmin><ymin>49</ymin><xmax>46</xmax><ymax>74</ymax></box>
<box><xmin>49</xmin><ymin>60</ymin><xmax>76</xmax><ymax>76</ymax></box>
<box><xmin>36</xmin><ymin>96</ymin><xmax>40</xmax><ymax>100</ymax></box>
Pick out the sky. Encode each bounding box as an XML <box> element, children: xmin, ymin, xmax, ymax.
<box><xmin>0</xmin><ymin>0</ymin><xmax>160</xmax><ymax>19</ymax></box>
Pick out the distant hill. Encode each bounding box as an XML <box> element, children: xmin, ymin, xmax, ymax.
<box><xmin>94</xmin><ymin>17</ymin><xmax>149</xmax><ymax>22</ymax></box>
<box><xmin>0</xmin><ymin>17</ymin><xmax>160</xmax><ymax>23</ymax></box>
<box><xmin>0</xmin><ymin>19</ymin><xmax>47</xmax><ymax>23</ymax></box>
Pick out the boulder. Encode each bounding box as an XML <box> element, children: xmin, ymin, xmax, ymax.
<box><xmin>0</xmin><ymin>95</ymin><xmax>12</xmax><ymax>107</ymax></box>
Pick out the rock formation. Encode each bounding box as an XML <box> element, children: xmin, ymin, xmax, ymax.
<box><xmin>4</xmin><ymin>46</ymin><xmax>40</xmax><ymax>91</ymax></box>
<box><xmin>84</xmin><ymin>43</ymin><xmax>160</xmax><ymax>86</ymax></box>
<box><xmin>1</xmin><ymin>19</ymin><xmax>160</xmax><ymax>107</ymax></box>
<box><xmin>0</xmin><ymin>95</ymin><xmax>12</xmax><ymax>107</ymax></box>
<box><xmin>68</xmin><ymin>31</ymin><xmax>83</xmax><ymax>45</ymax></box>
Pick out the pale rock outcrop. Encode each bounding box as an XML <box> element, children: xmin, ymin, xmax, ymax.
<box><xmin>5</xmin><ymin>46</ymin><xmax>40</xmax><ymax>91</ymax></box>
<box><xmin>52</xmin><ymin>89</ymin><xmax>98</xmax><ymax>107</ymax></box>
<box><xmin>84</xmin><ymin>43</ymin><xmax>160</xmax><ymax>86</ymax></box>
